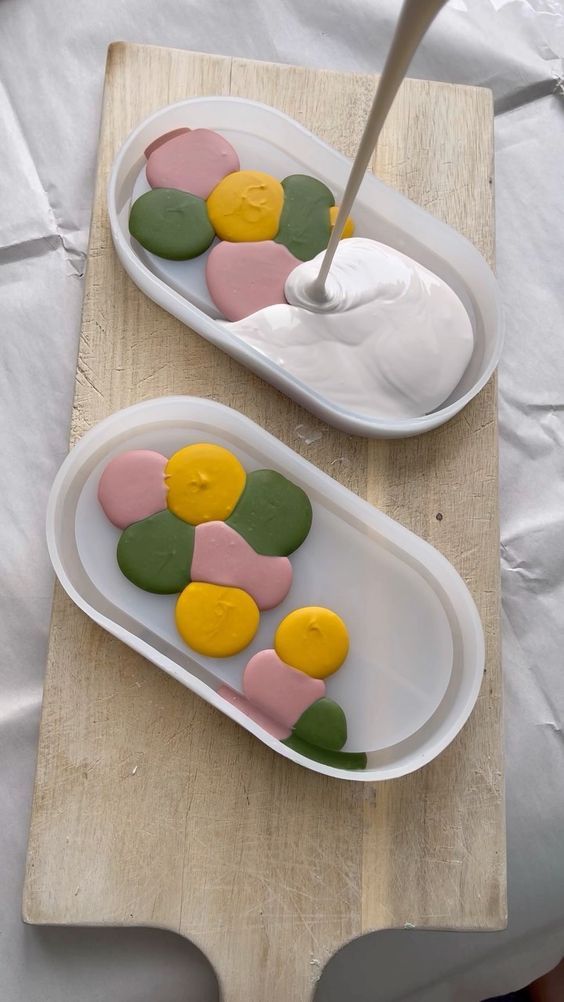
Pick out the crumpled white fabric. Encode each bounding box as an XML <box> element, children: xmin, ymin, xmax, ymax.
<box><xmin>1</xmin><ymin>1</ymin><xmax>564</xmax><ymax>999</ymax></box>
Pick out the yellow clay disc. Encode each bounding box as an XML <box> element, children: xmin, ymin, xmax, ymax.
<box><xmin>165</xmin><ymin>443</ymin><xmax>245</xmax><ymax>525</ymax></box>
<box><xmin>175</xmin><ymin>582</ymin><xmax>260</xmax><ymax>657</ymax></box>
<box><xmin>329</xmin><ymin>206</ymin><xmax>355</xmax><ymax>238</ymax></box>
<box><xmin>207</xmin><ymin>170</ymin><xmax>284</xmax><ymax>242</ymax></box>
<box><xmin>274</xmin><ymin>606</ymin><xmax>349</xmax><ymax>679</ymax></box>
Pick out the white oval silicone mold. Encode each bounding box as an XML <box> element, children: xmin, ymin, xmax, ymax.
<box><xmin>108</xmin><ymin>96</ymin><xmax>502</xmax><ymax>439</ymax></box>
<box><xmin>47</xmin><ymin>396</ymin><xmax>484</xmax><ymax>781</ymax></box>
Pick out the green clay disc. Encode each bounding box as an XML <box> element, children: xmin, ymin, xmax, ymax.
<box><xmin>226</xmin><ymin>469</ymin><xmax>312</xmax><ymax>556</ymax></box>
<box><xmin>129</xmin><ymin>188</ymin><xmax>215</xmax><ymax>260</ymax></box>
<box><xmin>283</xmin><ymin>734</ymin><xmax>367</xmax><ymax>771</ymax></box>
<box><xmin>293</xmin><ymin>698</ymin><xmax>347</xmax><ymax>751</ymax></box>
<box><xmin>275</xmin><ymin>174</ymin><xmax>334</xmax><ymax>261</ymax></box>
<box><xmin>117</xmin><ymin>509</ymin><xmax>195</xmax><ymax>594</ymax></box>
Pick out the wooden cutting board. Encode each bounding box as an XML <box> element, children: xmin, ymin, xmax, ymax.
<box><xmin>24</xmin><ymin>43</ymin><xmax>505</xmax><ymax>1001</ymax></box>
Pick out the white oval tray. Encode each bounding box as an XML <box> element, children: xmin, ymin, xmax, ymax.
<box><xmin>108</xmin><ymin>97</ymin><xmax>502</xmax><ymax>439</ymax></box>
<box><xmin>47</xmin><ymin>397</ymin><xmax>484</xmax><ymax>781</ymax></box>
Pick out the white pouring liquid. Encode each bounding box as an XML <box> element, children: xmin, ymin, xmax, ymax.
<box><xmin>227</xmin><ymin>0</ymin><xmax>475</xmax><ymax>422</ymax></box>
<box><xmin>307</xmin><ymin>0</ymin><xmax>450</xmax><ymax>308</ymax></box>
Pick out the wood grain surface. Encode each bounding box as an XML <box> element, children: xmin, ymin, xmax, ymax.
<box><xmin>23</xmin><ymin>44</ymin><xmax>505</xmax><ymax>1001</ymax></box>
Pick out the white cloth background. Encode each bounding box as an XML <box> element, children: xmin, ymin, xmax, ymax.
<box><xmin>1</xmin><ymin>1</ymin><xmax>563</xmax><ymax>999</ymax></box>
